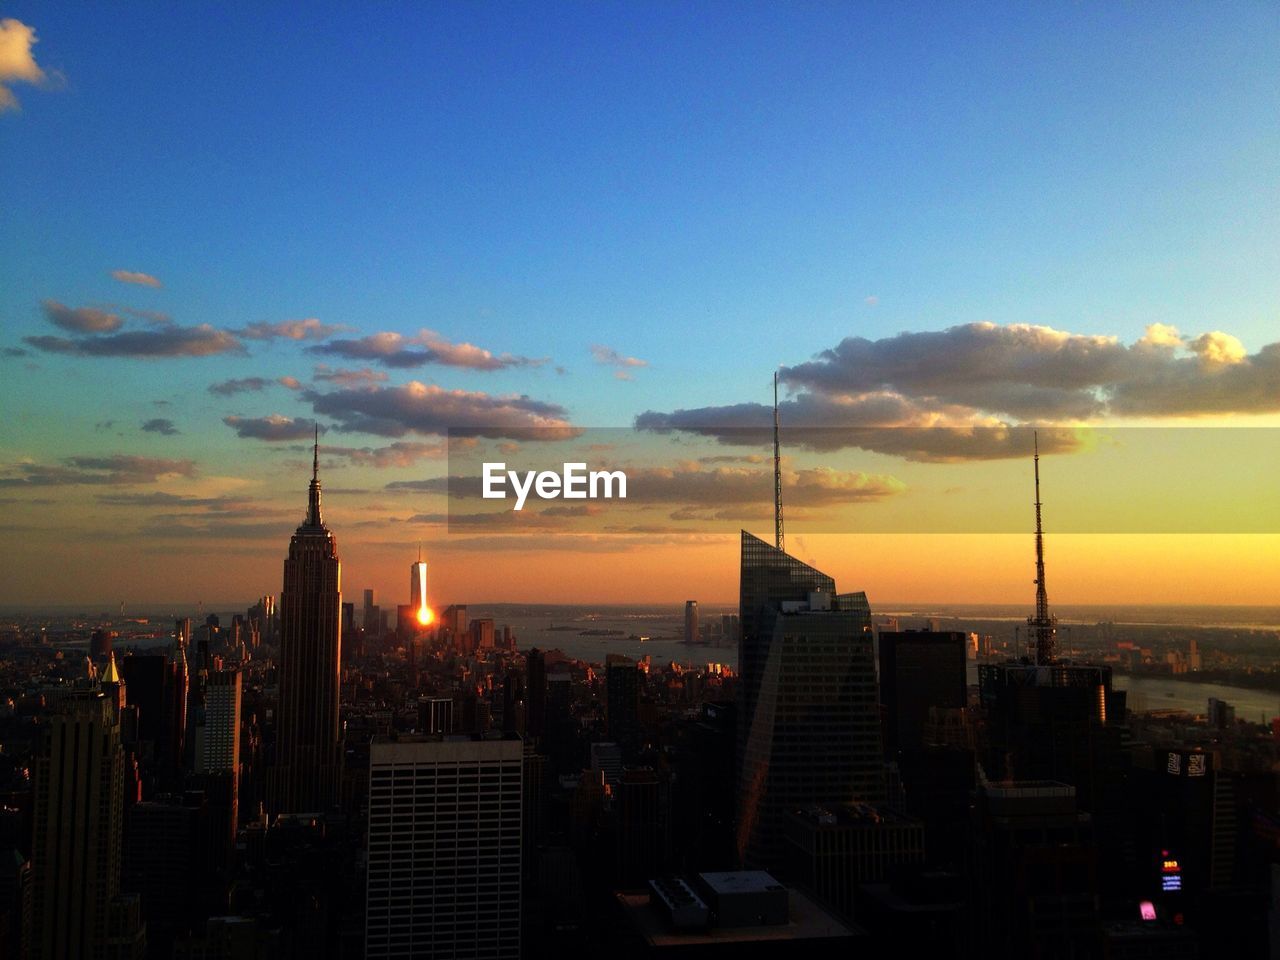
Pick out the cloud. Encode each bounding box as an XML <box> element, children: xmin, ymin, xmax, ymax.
<box><xmin>210</xmin><ymin>377</ymin><xmax>270</xmax><ymax>396</ymax></box>
<box><xmin>111</xmin><ymin>270</ymin><xmax>162</xmax><ymax>288</ymax></box>
<box><xmin>237</xmin><ymin>318</ymin><xmax>352</xmax><ymax>341</ymax></box>
<box><xmin>323</xmin><ymin>441</ymin><xmax>448</xmax><ymax>468</ymax></box>
<box><xmin>42</xmin><ymin>300</ymin><xmax>123</xmax><ymax>334</ymax></box>
<box><xmin>0</xmin><ymin>18</ymin><xmax>50</xmax><ymax>114</ymax></box>
<box><xmin>637</xmin><ymin>322</ymin><xmax>1280</xmax><ymax>458</ymax></box>
<box><xmin>224</xmin><ymin>414</ymin><xmax>323</xmax><ymax>442</ymax></box>
<box><xmin>312</xmin><ymin>365</ymin><xmax>388</xmax><ymax>386</ymax></box>
<box><xmin>278</xmin><ymin>376</ymin><xmax>303</xmax><ymax>390</ymax></box>
<box><xmin>614</xmin><ymin>370</ymin><xmax>635</xmax><ymax>381</ymax></box>
<box><xmin>591</xmin><ymin>344</ymin><xmax>648</xmax><ymax>369</ymax></box>
<box><xmin>125</xmin><ymin>308</ymin><xmax>172</xmax><ymax>325</ymax></box>
<box><xmin>309</xmin><ymin>330</ymin><xmax>546</xmax><ymax>370</ymax></box>
<box><xmin>864</xmin><ymin>296</ymin><xmax>879</xmax><ymax>307</ymax></box>
<box><xmin>0</xmin><ymin>454</ymin><xmax>196</xmax><ymax>487</ymax></box>
<box><xmin>2</xmin><ymin>347</ymin><xmax>27</xmax><ymax>357</ymax></box>
<box><xmin>303</xmin><ymin>381</ymin><xmax>578</xmax><ymax>440</ymax></box>
<box><xmin>141</xmin><ymin>418</ymin><xmax>179</xmax><ymax>436</ymax></box>
<box><xmin>24</xmin><ymin>324</ymin><xmax>244</xmax><ymax>358</ymax></box>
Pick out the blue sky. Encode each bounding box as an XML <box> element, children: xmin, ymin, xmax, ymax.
<box><xmin>1</xmin><ymin>3</ymin><xmax>1277</xmax><ymax>604</ymax></box>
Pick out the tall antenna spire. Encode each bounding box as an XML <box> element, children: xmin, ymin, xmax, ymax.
<box><xmin>1027</xmin><ymin>431</ymin><xmax>1057</xmax><ymax>664</ymax></box>
<box><xmin>773</xmin><ymin>371</ymin><xmax>785</xmax><ymax>553</ymax></box>
<box><xmin>305</xmin><ymin>423</ymin><xmax>323</xmax><ymax>527</ymax></box>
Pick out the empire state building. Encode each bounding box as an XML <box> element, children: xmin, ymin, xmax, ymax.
<box><xmin>270</xmin><ymin>431</ymin><xmax>343</xmax><ymax>814</ymax></box>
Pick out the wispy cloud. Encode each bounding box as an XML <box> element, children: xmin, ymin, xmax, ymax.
<box><xmin>209</xmin><ymin>376</ymin><xmax>301</xmax><ymax>396</ymax></box>
<box><xmin>0</xmin><ymin>455</ymin><xmax>196</xmax><ymax>487</ymax></box>
<box><xmin>25</xmin><ymin>324</ymin><xmax>244</xmax><ymax>358</ymax></box>
<box><xmin>42</xmin><ymin>300</ymin><xmax>123</xmax><ymax>334</ymax></box>
<box><xmin>304</xmin><ymin>381</ymin><xmax>577</xmax><ymax>440</ymax></box>
<box><xmin>323</xmin><ymin>441</ymin><xmax>448</xmax><ymax>468</ymax></box>
<box><xmin>237</xmin><ymin>318</ymin><xmax>352</xmax><ymax>341</ymax></box>
<box><xmin>224</xmin><ymin>414</ymin><xmax>322</xmax><ymax>442</ymax></box>
<box><xmin>313</xmin><ymin>365</ymin><xmax>388</xmax><ymax>386</ymax></box>
<box><xmin>310</xmin><ymin>330</ymin><xmax>547</xmax><ymax>371</ymax></box>
<box><xmin>141</xmin><ymin>418</ymin><xmax>179</xmax><ymax>436</ymax></box>
<box><xmin>591</xmin><ymin>344</ymin><xmax>648</xmax><ymax>369</ymax></box>
<box><xmin>111</xmin><ymin>270</ymin><xmax>162</xmax><ymax>288</ymax></box>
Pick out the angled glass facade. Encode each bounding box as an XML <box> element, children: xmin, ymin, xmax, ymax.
<box><xmin>736</xmin><ymin>531</ymin><xmax>882</xmax><ymax>868</ymax></box>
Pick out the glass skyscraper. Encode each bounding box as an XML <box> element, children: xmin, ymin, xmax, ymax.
<box><xmin>736</xmin><ymin>531</ymin><xmax>882</xmax><ymax>868</ymax></box>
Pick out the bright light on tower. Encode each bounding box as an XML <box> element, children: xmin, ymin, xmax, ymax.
<box><xmin>417</xmin><ymin>605</ymin><xmax>434</xmax><ymax>626</ymax></box>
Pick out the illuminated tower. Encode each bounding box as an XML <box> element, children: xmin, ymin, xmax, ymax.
<box><xmin>270</xmin><ymin>428</ymin><xmax>342</xmax><ymax>815</ymax></box>
<box><xmin>1026</xmin><ymin>432</ymin><xmax>1057</xmax><ymax>665</ymax></box>
<box><xmin>410</xmin><ymin>545</ymin><xmax>430</xmax><ymax>626</ymax></box>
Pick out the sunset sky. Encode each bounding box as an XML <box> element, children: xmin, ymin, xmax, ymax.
<box><xmin>1</xmin><ymin>5</ymin><xmax>1277</xmax><ymax>609</ymax></box>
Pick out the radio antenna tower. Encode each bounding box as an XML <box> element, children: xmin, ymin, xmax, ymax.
<box><xmin>773</xmin><ymin>372</ymin><xmax>785</xmax><ymax>552</ymax></box>
<box><xmin>1027</xmin><ymin>431</ymin><xmax>1057</xmax><ymax>664</ymax></box>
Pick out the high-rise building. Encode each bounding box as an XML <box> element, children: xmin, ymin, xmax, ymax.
<box><xmin>684</xmin><ymin>600</ymin><xmax>699</xmax><ymax>644</ymax></box>
<box><xmin>271</xmin><ymin>435</ymin><xmax>343</xmax><ymax>815</ymax></box>
<box><xmin>736</xmin><ymin>530</ymin><xmax>881</xmax><ymax>869</ymax></box>
<box><xmin>365</xmin><ymin>735</ymin><xmax>522</xmax><ymax>959</ymax></box>
<box><xmin>525</xmin><ymin>648</ymin><xmax>547</xmax><ymax>740</ymax></box>
<box><xmin>194</xmin><ymin>668</ymin><xmax>241</xmax><ymax>774</ymax></box>
<box><xmin>31</xmin><ymin>684</ymin><xmax>145</xmax><ymax>959</ymax></box>
<box><xmin>879</xmin><ymin>630</ymin><xmax>967</xmax><ymax>755</ymax></box>
<box><xmin>410</xmin><ymin>548</ymin><xmax>428</xmax><ymax>622</ymax></box>
<box><xmin>606</xmin><ymin>655</ymin><xmax>641</xmax><ymax>754</ymax></box>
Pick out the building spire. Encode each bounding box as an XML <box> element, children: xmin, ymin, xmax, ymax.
<box><xmin>1027</xmin><ymin>430</ymin><xmax>1057</xmax><ymax>664</ymax></box>
<box><xmin>773</xmin><ymin>371</ymin><xmax>785</xmax><ymax>553</ymax></box>
<box><xmin>305</xmin><ymin>424</ymin><xmax>323</xmax><ymax>527</ymax></box>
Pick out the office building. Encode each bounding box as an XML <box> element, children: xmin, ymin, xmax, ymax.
<box><xmin>879</xmin><ymin>630</ymin><xmax>967</xmax><ymax>754</ymax></box>
<box><xmin>365</xmin><ymin>735</ymin><xmax>522</xmax><ymax>959</ymax></box>
<box><xmin>684</xmin><ymin>600</ymin><xmax>699</xmax><ymax>645</ymax></box>
<box><xmin>271</xmin><ymin>435</ymin><xmax>343</xmax><ymax>815</ymax></box>
<box><xmin>737</xmin><ymin>531</ymin><xmax>880</xmax><ymax>869</ymax></box>
<box><xmin>31</xmin><ymin>685</ymin><xmax>145</xmax><ymax>959</ymax></box>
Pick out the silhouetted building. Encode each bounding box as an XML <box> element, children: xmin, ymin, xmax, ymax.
<box><xmin>271</xmin><ymin>436</ymin><xmax>343</xmax><ymax>815</ymax></box>
<box><xmin>784</xmin><ymin>803</ymin><xmax>925</xmax><ymax>920</ymax></box>
<box><xmin>684</xmin><ymin>600</ymin><xmax>699</xmax><ymax>645</ymax></box>
<box><xmin>90</xmin><ymin>629</ymin><xmax>112</xmax><ymax>661</ymax></box>
<box><xmin>365</xmin><ymin>735</ymin><xmax>522</xmax><ymax>959</ymax></box>
<box><xmin>606</xmin><ymin>656</ymin><xmax>641</xmax><ymax>754</ymax></box>
<box><xmin>878</xmin><ymin>630</ymin><xmax>966</xmax><ymax>754</ymax></box>
<box><xmin>31</xmin><ymin>686</ymin><xmax>146</xmax><ymax>959</ymax></box>
<box><xmin>526</xmin><ymin>649</ymin><xmax>547</xmax><ymax>740</ymax></box>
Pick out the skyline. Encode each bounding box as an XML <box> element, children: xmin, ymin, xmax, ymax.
<box><xmin>2</xmin><ymin>5</ymin><xmax>1278</xmax><ymax>606</ymax></box>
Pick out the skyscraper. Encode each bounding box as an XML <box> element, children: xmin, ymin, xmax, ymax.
<box><xmin>684</xmin><ymin>600</ymin><xmax>699</xmax><ymax>644</ymax></box>
<box><xmin>736</xmin><ymin>530</ymin><xmax>881</xmax><ymax>868</ymax></box>
<box><xmin>410</xmin><ymin>546</ymin><xmax>429</xmax><ymax>624</ymax></box>
<box><xmin>606</xmin><ymin>654</ymin><xmax>641</xmax><ymax>754</ymax></box>
<box><xmin>271</xmin><ymin>433</ymin><xmax>342</xmax><ymax>815</ymax></box>
<box><xmin>365</xmin><ymin>735</ymin><xmax>522</xmax><ymax>959</ymax></box>
<box><xmin>31</xmin><ymin>683</ymin><xmax>145</xmax><ymax>959</ymax></box>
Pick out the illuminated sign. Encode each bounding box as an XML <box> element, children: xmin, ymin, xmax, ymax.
<box><xmin>1167</xmin><ymin>753</ymin><xmax>1181</xmax><ymax>775</ymax></box>
<box><xmin>1187</xmin><ymin>754</ymin><xmax>1206</xmax><ymax>777</ymax></box>
<box><xmin>1139</xmin><ymin>901</ymin><xmax>1157</xmax><ymax>921</ymax></box>
<box><xmin>1161</xmin><ymin>855</ymin><xmax>1183</xmax><ymax>892</ymax></box>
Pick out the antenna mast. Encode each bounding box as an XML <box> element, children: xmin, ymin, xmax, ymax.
<box><xmin>1027</xmin><ymin>431</ymin><xmax>1057</xmax><ymax>664</ymax></box>
<box><xmin>773</xmin><ymin>372</ymin><xmax>784</xmax><ymax>552</ymax></box>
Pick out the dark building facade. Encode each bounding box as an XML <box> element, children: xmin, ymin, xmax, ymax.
<box><xmin>879</xmin><ymin>630</ymin><xmax>967</xmax><ymax>755</ymax></box>
<box><xmin>270</xmin><ymin>439</ymin><xmax>343</xmax><ymax>815</ymax></box>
